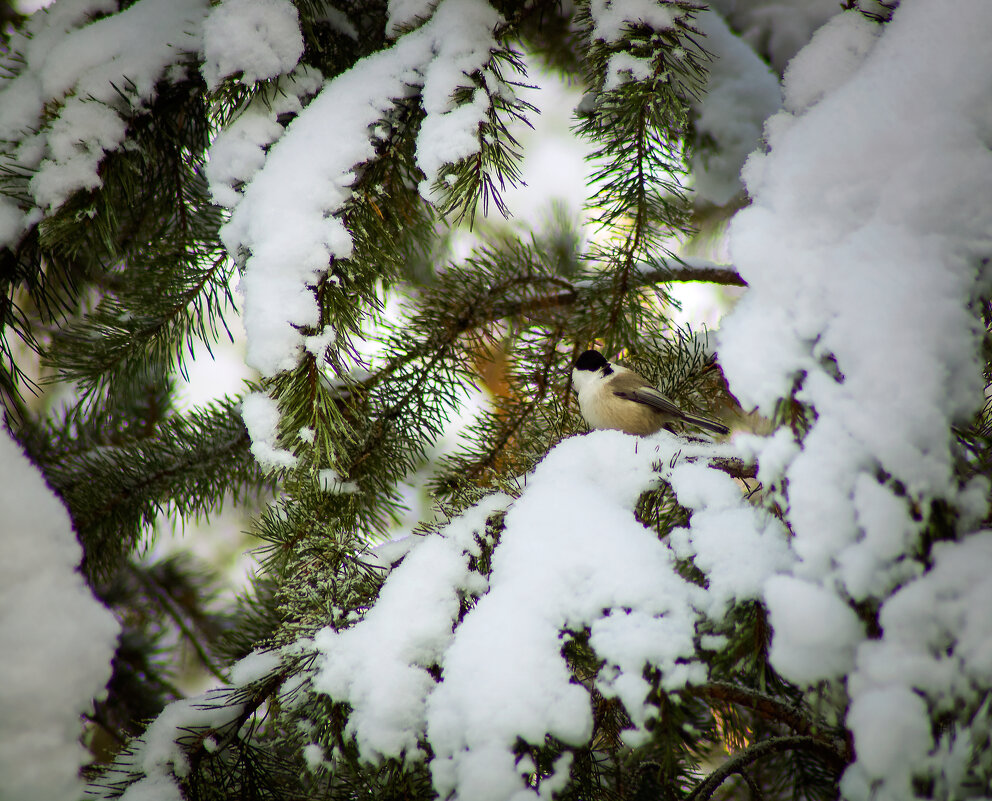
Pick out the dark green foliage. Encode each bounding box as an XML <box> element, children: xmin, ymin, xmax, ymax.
<box><xmin>20</xmin><ymin>395</ymin><xmax>267</xmax><ymax>577</ymax></box>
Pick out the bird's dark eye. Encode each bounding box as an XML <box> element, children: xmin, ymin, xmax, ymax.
<box><xmin>574</xmin><ymin>350</ymin><xmax>607</xmax><ymax>371</ymax></box>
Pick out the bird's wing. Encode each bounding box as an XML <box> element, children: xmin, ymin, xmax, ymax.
<box><xmin>611</xmin><ymin>374</ymin><xmax>729</xmax><ymax>435</ymax></box>
<box><xmin>608</xmin><ymin>375</ymin><xmax>684</xmax><ymax>416</ymax></box>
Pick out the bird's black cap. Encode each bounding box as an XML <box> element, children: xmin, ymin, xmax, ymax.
<box><xmin>574</xmin><ymin>349</ymin><xmax>609</xmax><ymax>372</ymax></box>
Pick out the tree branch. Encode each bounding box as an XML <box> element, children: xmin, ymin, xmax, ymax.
<box><xmin>691</xmin><ymin>682</ymin><xmax>823</xmax><ymax>741</ymax></box>
<box><xmin>491</xmin><ymin>263</ymin><xmax>746</xmax><ymax>319</ymax></box>
<box><xmin>688</xmin><ymin>736</ymin><xmax>846</xmax><ymax>801</ymax></box>
<box><xmin>130</xmin><ymin>563</ymin><xmax>229</xmax><ymax>683</ymax></box>
<box><xmin>708</xmin><ymin>457</ymin><xmax>758</xmax><ymax>481</ymax></box>
<box><xmin>658</xmin><ymin>264</ymin><xmax>747</xmax><ymax>287</ymax></box>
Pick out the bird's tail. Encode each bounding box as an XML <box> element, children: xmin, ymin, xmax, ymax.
<box><xmin>678</xmin><ymin>412</ymin><xmax>730</xmax><ymax>436</ymax></box>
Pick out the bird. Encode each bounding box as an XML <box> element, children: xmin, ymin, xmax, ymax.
<box><xmin>571</xmin><ymin>349</ymin><xmax>729</xmax><ymax>436</ymax></box>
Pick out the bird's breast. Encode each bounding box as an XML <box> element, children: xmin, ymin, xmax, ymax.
<box><xmin>578</xmin><ymin>387</ymin><xmax>667</xmax><ymax>436</ymax></box>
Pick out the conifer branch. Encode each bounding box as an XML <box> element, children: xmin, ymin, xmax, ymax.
<box><xmin>129</xmin><ymin>563</ymin><xmax>230</xmax><ymax>683</ymax></box>
<box><xmin>20</xmin><ymin>399</ymin><xmax>266</xmax><ymax>576</ymax></box>
<box><xmin>688</xmin><ymin>736</ymin><xmax>846</xmax><ymax>801</ymax></box>
<box><xmin>492</xmin><ymin>263</ymin><xmax>746</xmax><ymax>319</ymax></box>
<box><xmin>690</xmin><ymin>682</ymin><xmax>839</xmax><ymax>746</ymax></box>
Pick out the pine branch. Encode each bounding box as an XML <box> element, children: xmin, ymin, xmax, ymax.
<box><xmin>573</xmin><ymin>0</ymin><xmax>710</xmax><ymax>348</ymax></box>
<box><xmin>128</xmin><ymin>563</ymin><xmax>230</xmax><ymax>683</ymax></box>
<box><xmin>435</xmin><ymin>43</ymin><xmax>537</xmax><ymax>226</ymax></box>
<box><xmin>688</xmin><ymin>736</ymin><xmax>847</xmax><ymax>801</ymax></box>
<box><xmin>42</xmin><ymin>76</ymin><xmax>232</xmax><ymax>404</ymax></box>
<box><xmin>690</xmin><ymin>683</ymin><xmax>844</xmax><ymax>750</ymax></box>
<box><xmin>20</xmin><ymin>398</ymin><xmax>267</xmax><ymax>577</ymax></box>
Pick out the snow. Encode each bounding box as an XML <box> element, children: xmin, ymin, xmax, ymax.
<box><xmin>0</xmin><ymin>0</ymin><xmax>209</xmax><ymax>244</ymax></box>
<box><xmin>0</xmin><ymin>198</ymin><xmax>26</xmax><ymax>245</ymax></box>
<box><xmin>763</xmin><ymin>575</ymin><xmax>863</xmax><ymax>685</ymax></box>
<box><xmin>302</xmin><ymin>742</ymin><xmax>327</xmax><ymax>772</ymax></box>
<box><xmin>588</xmin><ymin>0</ymin><xmax>678</xmax><ymax>93</ymax></box>
<box><xmin>201</xmin><ymin>0</ymin><xmax>303</xmax><ymax>90</ymax></box>
<box><xmin>839</xmin><ymin>475</ymin><xmax>920</xmax><ymax>601</ymax></box>
<box><xmin>386</xmin><ymin>0</ymin><xmax>437</xmax><ymax>37</ymax></box>
<box><xmin>588</xmin><ymin>0</ymin><xmax>674</xmax><ymax>43</ymax></box>
<box><xmin>689</xmin><ymin>8</ymin><xmax>782</xmax><ymax>206</ymax></box>
<box><xmin>229</xmin><ymin>649</ymin><xmax>282</xmax><ymax>685</ymax></box>
<box><xmin>602</xmin><ymin>52</ymin><xmax>653</xmax><ymax>92</ymax></box>
<box><xmin>667</xmin><ymin>463</ymin><xmax>794</xmax><ymax>618</ymax></box>
<box><xmin>0</xmin><ymin>427</ymin><xmax>119</xmax><ymax>801</ymax></box>
<box><xmin>318</xmin><ymin>468</ymin><xmax>359</xmax><ymax>493</ymax></box>
<box><xmin>850</xmin><ymin>534</ymin><xmax>992</xmax><ymax>701</ymax></box>
<box><xmin>721</xmin><ymin>0</ymin><xmax>992</xmax><ymax>588</ymax></box>
<box><xmin>115</xmin><ymin>692</ymin><xmax>246</xmax><ymax>801</ymax></box>
<box><xmin>781</xmin><ymin>11</ymin><xmax>880</xmax><ymax>115</ymax></box>
<box><xmin>111</xmin><ymin>642</ymin><xmax>298</xmax><ymax>800</ymax></box>
<box><xmin>716</xmin><ymin>1</ymin><xmax>992</xmax><ymax>795</ymax></box>
<box><xmin>414</xmin><ymin>0</ymin><xmax>501</xmax><ymax>201</ymax></box>
<box><xmin>845</xmin><ymin>686</ymin><xmax>932</xmax><ymax>794</ymax></box>
<box><xmin>314</xmin><ymin>495</ymin><xmax>506</xmax><ymax>761</ymax></box>
<box><xmin>205</xmin><ymin>66</ymin><xmax>323</xmax><ymax>208</ymax></box>
<box><xmin>240</xmin><ymin>390</ymin><xmax>299</xmax><ymax>469</ymax></box>
<box><xmin>18</xmin><ymin>0</ymin><xmax>209</xmax><ymax>211</ymax></box>
<box><xmin>312</xmin><ymin>429</ymin><xmax>799</xmax><ymax>799</ymax></box>
<box><xmin>224</xmin><ymin>0</ymin><xmax>505</xmax><ymax>377</ymax></box>
<box><xmin>705</xmin><ymin>0</ymin><xmax>842</xmax><ymax>72</ymax></box>
<box><xmin>7</xmin><ymin>0</ymin><xmax>990</xmax><ymax>798</ymax></box>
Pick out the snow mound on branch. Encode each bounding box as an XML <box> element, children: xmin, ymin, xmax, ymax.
<box><xmin>689</xmin><ymin>8</ymin><xmax>782</xmax><ymax>206</ymax></box>
<box><xmin>589</xmin><ymin>0</ymin><xmax>674</xmax><ymax>42</ymax></box>
<box><xmin>205</xmin><ymin>66</ymin><xmax>323</xmax><ymax>208</ymax></box>
<box><xmin>0</xmin><ymin>427</ymin><xmax>119</xmax><ymax>801</ymax></box>
<box><xmin>313</xmin><ymin>430</ymin><xmax>794</xmax><ymax>800</ymax></box>
<box><xmin>241</xmin><ymin>391</ymin><xmax>299</xmax><ymax>470</ymax></box>
<box><xmin>113</xmin><ymin>648</ymin><xmax>285</xmax><ymax>801</ymax></box>
<box><xmin>201</xmin><ymin>0</ymin><xmax>304</xmax><ymax>91</ymax></box>
<box><xmin>706</xmin><ymin>0</ymin><xmax>842</xmax><ymax>72</ymax></box>
<box><xmin>386</xmin><ymin>0</ymin><xmax>438</xmax><ymax>37</ymax></box>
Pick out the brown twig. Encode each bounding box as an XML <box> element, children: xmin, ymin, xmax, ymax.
<box><xmin>709</xmin><ymin>457</ymin><xmax>758</xmax><ymax>481</ymax></box>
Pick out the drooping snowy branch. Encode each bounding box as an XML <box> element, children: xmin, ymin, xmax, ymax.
<box><xmin>719</xmin><ymin>2</ymin><xmax>992</xmax><ymax>798</ymax></box>
<box><xmin>222</xmin><ymin>0</ymin><xmax>504</xmax><ymax>378</ymax></box>
<box><xmin>204</xmin><ymin>66</ymin><xmax>323</xmax><ymax>209</ymax></box>
<box><xmin>102</xmin><ymin>650</ymin><xmax>285</xmax><ymax>801</ymax></box>
<box><xmin>310</xmin><ymin>429</ymin><xmax>793</xmax><ymax>800</ymax></box>
<box><xmin>0</xmin><ymin>0</ymin><xmax>210</xmax><ymax>228</ymax></box>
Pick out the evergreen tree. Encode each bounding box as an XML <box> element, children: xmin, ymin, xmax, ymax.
<box><xmin>1</xmin><ymin>2</ymin><xmax>990</xmax><ymax>801</ymax></box>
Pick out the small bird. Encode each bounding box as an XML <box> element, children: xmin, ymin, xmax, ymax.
<box><xmin>572</xmin><ymin>349</ymin><xmax>729</xmax><ymax>436</ymax></box>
